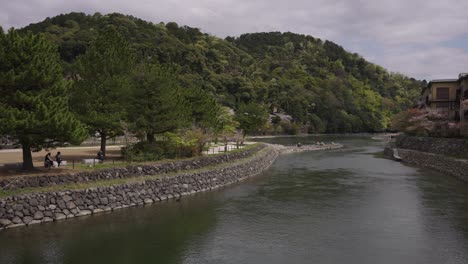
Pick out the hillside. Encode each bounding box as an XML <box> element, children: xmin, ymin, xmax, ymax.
<box><xmin>19</xmin><ymin>12</ymin><xmax>423</xmax><ymax>133</ymax></box>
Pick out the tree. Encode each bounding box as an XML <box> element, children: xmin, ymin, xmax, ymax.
<box><xmin>71</xmin><ymin>27</ymin><xmax>135</xmax><ymax>156</ymax></box>
<box><xmin>0</xmin><ymin>28</ymin><xmax>87</xmax><ymax>170</ymax></box>
<box><xmin>185</xmin><ymin>85</ymin><xmax>220</xmax><ymax>132</ymax></box>
<box><xmin>213</xmin><ymin>106</ymin><xmax>239</xmax><ymax>151</ymax></box>
<box><xmin>128</xmin><ymin>63</ymin><xmax>188</xmax><ymax>143</ymax></box>
<box><xmin>235</xmin><ymin>103</ymin><xmax>268</xmax><ymax>138</ymax></box>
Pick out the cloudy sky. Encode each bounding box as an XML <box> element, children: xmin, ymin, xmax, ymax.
<box><xmin>1</xmin><ymin>0</ymin><xmax>467</xmax><ymax>80</ymax></box>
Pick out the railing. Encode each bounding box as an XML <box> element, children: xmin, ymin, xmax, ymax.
<box><xmin>432</xmin><ymin>101</ymin><xmax>457</xmax><ymax>110</ymax></box>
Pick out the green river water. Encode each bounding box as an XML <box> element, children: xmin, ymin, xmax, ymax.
<box><xmin>1</xmin><ymin>136</ymin><xmax>468</xmax><ymax>264</ymax></box>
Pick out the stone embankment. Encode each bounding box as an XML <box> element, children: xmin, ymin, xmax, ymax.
<box><xmin>395</xmin><ymin>135</ymin><xmax>468</xmax><ymax>159</ymax></box>
<box><xmin>274</xmin><ymin>142</ymin><xmax>343</xmax><ymax>154</ymax></box>
<box><xmin>0</xmin><ymin>142</ymin><xmax>342</xmax><ymax>230</ymax></box>
<box><xmin>384</xmin><ymin>135</ymin><xmax>468</xmax><ymax>182</ymax></box>
<box><xmin>0</xmin><ymin>145</ymin><xmax>264</xmax><ymax>191</ymax></box>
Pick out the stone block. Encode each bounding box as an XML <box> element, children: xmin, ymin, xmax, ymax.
<box><xmin>55</xmin><ymin>213</ymin><xmax>66</xmax><ymax>221</ymax></box>
<box><xmin>77</xmin><ymin>210</ymin><xmax>92</xmax><ymax>217</ymax></box>
<box><xmin>92</xmin><ymin>208</ymin><xmax>104</xmax><ymax>214</ymax></box>
<box><xmin>23</xmin><ymin>216</ymin><xmax>33</xmax><ymax>225</ymax></box>
<box><xmin>62</xmin><ymin>195</ymin><xmax>73</xmax><ymax>203</ymax></box>
<box><xmin>66</xmin><ymin>202</ymin><xmax>76</xmax><ymax>210</ymax></box>
<box><xmin>0</xmin><ymin>219</ymin><xmax>11</xmax><ymax>226</ymax></box>
<box><xmin>33</xmin><ymin>211</ymin><xmax>44</xmax><ymax>220</ymax></box>
<box><xmin>42</xmin><ymin>217</ymin><xmax>53</xmax><ymax>223</ymax></box>
<box><xmin>28</xmin><ymin>220</ymin><xmax>41</xmax><ymax>225</ymax></box>
<box><xmin>12</xmin><ymin>216</ymin><xmax>23</xmax><ymax>224</ymax></box>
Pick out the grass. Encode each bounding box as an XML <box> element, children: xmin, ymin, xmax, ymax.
<box><xmin>0</xmin><ymin>143</ymin><xmax>265</xmax><ymax>198</ymax></box>
<box><xmin>80</xmin><ymin>143</ymin><xmax>259</xmax><ymax>171</ymax></box>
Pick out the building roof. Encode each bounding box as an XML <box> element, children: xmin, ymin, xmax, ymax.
<box><xmin>427</xmin><ymin>79</ymin><xmax>458</xmax><ymax>89</ymax></box>
<box><xmin>429</xmin><ymin>79</ymin><xmax>458</xmax><ymax>84</ymax></box>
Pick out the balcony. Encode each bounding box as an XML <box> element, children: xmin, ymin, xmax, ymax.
<box><xmin>432</xmin><ymin>101</ymin><xmax>457</xmax><ymax>110</ymax></box>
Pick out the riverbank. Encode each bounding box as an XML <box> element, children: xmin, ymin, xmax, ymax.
<box><xmin>0</xmin><ymin>142</ymin><xmax>342</xmax><ymax>230</ymax></box>
<box><xmin>384</xmin><ymin>135</ymin><xmax>468</xmax><ymax>182</ymax></box>
<box><xmin>273</xmin><ymin>142</ymin><xmax>343</xmax><ymax>154</ymax></box>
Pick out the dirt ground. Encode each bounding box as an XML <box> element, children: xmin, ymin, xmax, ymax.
<box><xmin>0</xmin><ymin>146</ymin><xmax>123</xmax><ymax>178</ymax></box>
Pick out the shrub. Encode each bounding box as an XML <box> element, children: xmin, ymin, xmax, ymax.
<box><xmin>121</xmin><ymin>129</ymin><xmax>209</xmax><ymax>162</ymax></box>
<box><xmin>390</xmin><ymin>108</ymin><xmax>461</xmax><ymax>138</ymax></box>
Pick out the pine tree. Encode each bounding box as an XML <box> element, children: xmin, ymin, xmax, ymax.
<box><xmin>71</xmin><ymin>27</ymin><xmax>135</xmax><ymax>156</ymax></box>
<box><xmin>129</xmin><ymin>63</ymin><xmax>189</xmax><ymax>142</ymax></box>
<box><xmin>0</xmin><ymin>28</ymin><xmax>87</xmax><ymax>170</ymax></box>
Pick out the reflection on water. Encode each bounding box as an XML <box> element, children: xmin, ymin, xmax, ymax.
<box><xmin>1</xmin><ymin>136</ymin><xmax>468</xmax><ymax>264</ymax></box>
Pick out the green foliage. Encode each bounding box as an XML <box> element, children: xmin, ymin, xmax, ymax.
<box><xmin>235</xmin><ymin>103</ymin><xmax>269</xmax><ymax>136</ymax></box>
<box><xmin>129</xmin><ymin>62</ymin><xmax>188</xmax><ymax>142</ymax></box>
<box><xmin>122</xmin><ymin>130</ymin><xmax>206</xmax><ymax>162</ymax></box>
<box><xmin>71</xmin><ymin>27</ymin><xmax>135</xmax><ymax>154</ymax></box>
<box><xmin>184</xmin><ymin>85</ymin><xmax>220</xmax><ymax>132</ymax></box>
<box><xmin>21</xmin><ymin>13</ymin><xmax>424</xmax><ymax>134</ymax></box>
<box><xmin>0</xmin><ymin>29</ymin><xmax>87</xmax><ymax>169</ymax></box>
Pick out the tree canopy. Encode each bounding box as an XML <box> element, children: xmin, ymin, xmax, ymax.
<box><xmin>0</xmin><ymin>28</ymin><xmax>87</xmax><ymax>169</ymax></box>
<box><xmin>70</xmin><ymin>27</ymin><xmax>135</xmax><ymax>155</ymax></box>
<box><xmin>20</xmin><ymin>12</ymin><xmax>424</xmax><ymax>134</ymax></box>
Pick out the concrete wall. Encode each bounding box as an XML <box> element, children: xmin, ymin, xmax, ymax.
<box><xmin>0</xmin><ymin>145</ymin><xmax>279</xmax><ymax>230</ymax></box>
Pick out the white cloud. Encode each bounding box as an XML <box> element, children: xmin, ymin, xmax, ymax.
<box><xmin>1</xmin><ymin>0</ymin><xmax>467</xmax><ymax>80</ymax></box>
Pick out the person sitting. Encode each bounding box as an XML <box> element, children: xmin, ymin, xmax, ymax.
<box><xmin>55</xmin><ymin>151</ymin><xmax>63</xmax><ymax>167</ymax></box>
<box><xmin>44</xmin><ymin>152</ymin><xmax>54</xmax><ymax>168</ymax></box>
<box><xmin>96</xmin><ymin>150</ymin><xmax>104</xmax><ymax>163</ymax></box>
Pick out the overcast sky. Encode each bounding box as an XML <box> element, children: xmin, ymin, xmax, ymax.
<box><xmin>1</xmin><ymin>0</ymin><xmax>467</xmax><ymax>80</ymax></box>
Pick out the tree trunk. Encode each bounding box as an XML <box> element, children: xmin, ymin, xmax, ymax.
<box><xmin>224</xmin><ymin>136</ymin><xmax>228</xmax><ymax>152</ymax></box>
<box><xmin>147</xmin><ymin>133</ymin><xmax>155</xmax><ymax>144</ymax></box>
<box><xmin>100</xmin><ymin>131</ymin><xmax>107</xmax><ymax>157</ymax></box>
<box><xmin>22</xmin><ymin>143</ymin><xmax>34</xmax><ymax>170</ymax></box>
<box><xmin>241</xmin><ymin>130</ymin><xmax>246</xmax><ymax>145</ymax></box>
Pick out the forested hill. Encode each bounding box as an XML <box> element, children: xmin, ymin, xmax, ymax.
<box><xmin>19</xmin><ymin>12</ymin><xmax>423</xmax><ymax>133</ymax></box>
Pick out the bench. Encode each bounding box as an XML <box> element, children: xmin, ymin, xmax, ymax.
<box><xmin>53</xmin><ymin>161</ymin><xmax>67</xmax><ymax>167</ymax></box>
<box><xmin>82</xmin><ymin>159</ymin><xmax>102</xmax><ymax>165</ymax></box>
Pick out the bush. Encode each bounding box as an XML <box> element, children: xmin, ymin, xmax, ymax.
<box><xmin>390</xmin><ymin>108</ymin><xmax>461</xmax><ymax>138</ymax></box>
<box><xmin>280</xmin><ymin>121</ymin><xmax>299</xmax><ymax>135</ymax></box>
<box><xmin>121</xmin><ymin>129</ymin><xmax>208</xmax><ymax>162</ymax></box>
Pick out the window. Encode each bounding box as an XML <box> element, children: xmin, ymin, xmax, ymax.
<box><xmin>436</xmin><ymin>87</ymin><xmax>449</xmax><ymax>100</ymax></box>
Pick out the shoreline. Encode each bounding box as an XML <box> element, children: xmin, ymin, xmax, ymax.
<box><xmin>248</xmin><ymin>133</ymin><xmax>396</xmax><ymax>139</ymax></box>
<box><xmin>0</xmin><ymin>142</ymin><xmax>343</xmax><ymax>230</ymax></box>
<box><xmin>383</xmin><ymin>135</ymin><xmax>468</xmax><ymax>182</ymax></box>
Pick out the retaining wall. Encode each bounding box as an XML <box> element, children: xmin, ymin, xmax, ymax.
<box><xmin>0</xmin><ymin>145</ymin><xmax>264</xmax><ymax>190</ymax></box>
<box><xmin>0</xmin><ymin>145</ymin><xmax>279</xmax><ymax>230</ymax></box>
<box><xmin>384</xmin><ymin>138</ymin><xmax>468</xmax><ymax>183</ymax></box>
<box><xmin>395</xmin><ymin>135</ymin><xmax>468</xmax><ymax>159</ymax></box>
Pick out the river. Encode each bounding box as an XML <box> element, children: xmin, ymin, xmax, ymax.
<box><xmin>1</xmin><ymin>136</ymin><xmax>468</xmax><ymax>264</ymax></box>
